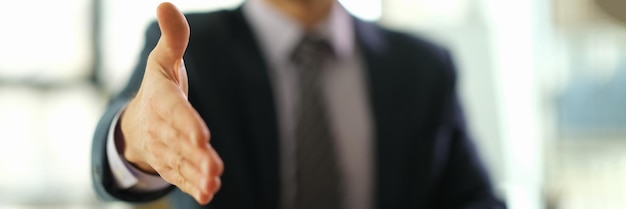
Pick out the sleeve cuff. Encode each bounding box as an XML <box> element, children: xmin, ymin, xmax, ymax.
<box><xmin>106</xmin><ymin>105</ymin><xmax>171</xmax><ymax>192</ymax></box>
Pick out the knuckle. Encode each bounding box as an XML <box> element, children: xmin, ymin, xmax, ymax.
<box><xmin>153</xmin><ymin>153</ymin><xmax>172</xmax><ymax>171</ymax></box>
<box><xmin>156</xmin><ymin>160</ymin><xmax>172</xmax><ymax>169</ymax></box>
<box><xmin>160</xmin><ymin>169</ymin><xmax>176</xmax><ymax>184</ymax></box>
<box><xmin>191</xmin><ymin>126</ymin><xmax>210</xmax><ymax>144</ymax></box>
<box><xmin>209</xmin><ymin>149</ymin><xmax>224</xmax><ymax>176</ymax></box>
<box><xmin>146</xmin><ymin>128</ymin><xmax>159</xmax><ymax>144</ymax></box>
<box><xmin>212</xmin><ymin>177</ymin><xmax>222</xmax><ymax>193</ymax></box>
<box><xmin>215</xmin><ymin>157</ymin><xmax>224</xmax><ymax>176</ymax></box>
<box><xmin>177</xmin><ymin>158</ymin><xmax>185</xmax><ymax>172</ymax></box>
<box><xmin>151</xmin><ymin>159</ymin><xmax>167</xmax><ymax>172</ymax></box>
<box><xmin>168</xmin><ymin>154</ymin><xmax>179</xmax><ymax>168</ymax></box>
<box><xmin>168</xmin><ymin>131</ymin><xmax>183</xmax><ymax>149</ymax></box>
<box><xmin>176</xmin><ymin>175</ymin><xmax>186</xmax><ymax>187</ymax></box>
<box><xmin>200</xmin><ymin>126</ymin><xmax>211</xmax><ymax>141</ymax></box>
<box><xmin>143</xmin><ymin>139</ymin><xmax>153</xmax><ymax>151</ymax></box>
<box><xmin>214</xmin><ymin>152</ymin><xmax>224</xmax><ymax>166</ymax></box>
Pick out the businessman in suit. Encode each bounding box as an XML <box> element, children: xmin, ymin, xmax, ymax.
<box><xmin>92</xmin><ymin>0</ymin><xmax>506</xmax><ymax>208</ymax></box>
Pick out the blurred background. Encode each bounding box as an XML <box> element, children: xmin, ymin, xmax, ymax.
<box><xmin>0</xmin><ymin>0</ymin><xmax>625</xmax><ymax>208</ymax></box>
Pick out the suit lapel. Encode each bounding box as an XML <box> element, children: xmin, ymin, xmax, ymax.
<box><xmin>357</xmin><ymin>18</ymin><xmax>439</xmax><ymax>208</ymax></box>
<box><xmin>355</xmin><ymin>18</ymin><xmax>395</xmax><ymax>208</ymax></box>
<box><xmin>355</xmin><ymin>18</ymin><xmax>407</xmax><ymax>208</ymax></box>
<box><xmin>227</xmin><ymin>8</ymin><xmax>280</xmax><ymax>209</ymax></box>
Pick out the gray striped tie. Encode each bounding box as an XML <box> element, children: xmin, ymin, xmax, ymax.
<box><xmin>292</xmin><ymin>34</ymin><xmax>343</xmax><ymax>209</ymax></box>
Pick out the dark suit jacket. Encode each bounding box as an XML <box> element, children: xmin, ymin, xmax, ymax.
<box><xmin>92</xmin><ymin>7</ymin><xmax>506</xmax><ymax>209</ymax></box>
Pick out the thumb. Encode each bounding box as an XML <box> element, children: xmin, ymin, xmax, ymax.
<box><xmin>150</xmin><ymin>2</ymin><xmax>190</xmax><ymax>74</ymax></box>
<box><xmin>147</xmin><ymin>2</ymin><xmax>190</xmax><ymax>94</ymax></box>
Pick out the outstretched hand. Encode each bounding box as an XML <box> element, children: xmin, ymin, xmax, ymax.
<box><xmin>118</xmin><ymin>2</ymin><xmax>223</xmax><ymax>205</ymax></box>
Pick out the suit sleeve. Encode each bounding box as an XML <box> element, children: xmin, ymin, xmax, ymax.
<box><xmin>432</xmin><ymin>50</ymin><xmax>507</xmax><ymax>209</ymax></box>
<box><xmin>91</xmin><ymin>21</ymin><xmax>175</xmax><ymax>203</ymax></box>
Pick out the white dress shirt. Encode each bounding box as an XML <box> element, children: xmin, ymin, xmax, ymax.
<box><xmin>107</xmin><ymin>0</ymin><xmax>374</xmax><ymax>208</ymax></box>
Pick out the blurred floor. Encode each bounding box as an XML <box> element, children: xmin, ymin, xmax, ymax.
<box><xmin>0</xmin><ymin>85</ymin><xmax>107</xmax><ymax>208</ymax></box>
<box><xmin>546</xmin><ymin>135</ymin><xmax>626</xmax><ymax>209</ymax></box>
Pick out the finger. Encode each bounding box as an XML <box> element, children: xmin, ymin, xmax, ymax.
<box><xmin>155</xmin><ymin>119</ymin><xmax>211</xmax><ymax>174</ymax></box>
<box><xmin>159</xmin><ymin>166</ymin><xmax>208</xmax><ymax>204</ymax></box>
<box><xmin>154</xmin><ymin>140</ymin><xmax>211</xmax><ymax>192</ymax></box>
<box><xmin>160</xmin><ymin>148</ymin><xmax>203</xmax><ymax>187</ymax></box>
<box><xmin>211</xmin><ymin>176</ymin><xmax>222</xmax><ymax>194</ymax></box>
<box><xmin>168</xmin><ymin>142</ymin><xmax>218</xmax><ymax>195</ymax></box>
<box><xmin>154</xmin><ymin>147</ymin><xmax>216</xmax><ymax>205</ymax></box>
<box><xmin>176</xmin><ymin>155</ymin><xmax>212</xmax><ymax>194</ymax></box>
<box><xmin>208</xmin><ymin>145</ymin><xmax>224</xmax><ymax>177</ymax></box>
<box><xmin>145</xmin><ymin>2</ymin><xmax>190</xmax><ymax>91</ymax></box>
<box><xmin>161</xmin><ymin>142</ymin><xmax>220</xmax><ymax>200</ymax></box>
<box><xmin>152</xmin><ymin>2</ymin><xmax>189</xmax><ymax>65</ymax></box>
<box><xmin>196</xmin><ymin>192</ymin><xmax>212</xmax><ymax>205</ymax></box>
<box><xmin>157</xmin><ymin>149</ymin><xmax>211</xmax><ymax>200</ymax></box>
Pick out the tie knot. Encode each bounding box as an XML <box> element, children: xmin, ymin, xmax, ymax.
<box><xmin>291</xmin><ymin>34</ymin><xmax>333</xmax><ymax>67</ymax></box>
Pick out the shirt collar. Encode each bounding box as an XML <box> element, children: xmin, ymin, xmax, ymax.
<box><xmin>243</xmin><ymin>0</ymin><xmax>355</xmax><ymax>64</ymax></box>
